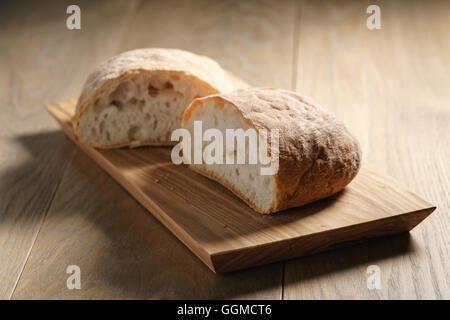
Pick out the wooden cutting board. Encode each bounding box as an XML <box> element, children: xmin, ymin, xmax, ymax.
<box><xmin>46</xmin><ymin>99</ymin><xmax>436</xmax><ymax>273</ymax></box>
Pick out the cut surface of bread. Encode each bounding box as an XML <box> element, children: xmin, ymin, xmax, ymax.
<box><xmin>183</xmin><ymin>98</ymin><xmax>276</xmax><ymax>212</ymax></box>
<box><xmin>182</xmin><ymin>88</ymin><xmax>362</xmax><ymax>214</ymax></box>
<box><xmin>73</xmin><ymin>48</ymin><xmax>240</xmax><ymax>148</ymax></box>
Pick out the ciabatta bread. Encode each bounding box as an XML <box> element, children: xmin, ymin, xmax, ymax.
<box><xmin>73</xmin><ymin>48</ymin><xmax>240</xmax><ymax>148</ymax></box>
<box><xmin>182</xmin><ymin>88</ymin><xmax>362</xmax><ymax>214</ymax></box>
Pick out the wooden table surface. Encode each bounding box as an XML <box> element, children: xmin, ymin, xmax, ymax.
<box><xmin>0</xmin><ymin>0</ymin><xmax>448</xmax><ymax>299</ymax></box>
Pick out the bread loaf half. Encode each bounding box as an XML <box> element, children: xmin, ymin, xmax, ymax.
<box><xmin>73</xmin><ymin>48</ymin><xmax>240</xmax><ymax>148</ymax></box>
<box><xmin>182</xmin><ymin>88</ymin><xmax>362</xmax><ymax>214</ymax></box>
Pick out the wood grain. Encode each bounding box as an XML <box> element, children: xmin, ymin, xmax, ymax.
<box><xmin>284</xmin><ymin>0</ymin><xmax>450</xmax><ymax>299</ymax></box>
<box><xmin>12</xmin><ymin>0</ymin><xmax>296</xmax><ymax>299</ymax></box>
<box><xmin>117</xmin><ymin>0</ymin><xmax>295</xmax><ymax>89</ymax></box>
<box><xmin>0</xmin><ymin>0</ymin><xmax>139</xmax><ymax>299</ymax></box>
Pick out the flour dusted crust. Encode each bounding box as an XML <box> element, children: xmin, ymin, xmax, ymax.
<box><xmin>73</xmin><ymin>48</ymin><xmax>240</xmax><ymax>148</ymax></box>
<box><xmin>183</xmin><ymin>88</ymin><xmax>362</xmax><ymax>213</ymax></box>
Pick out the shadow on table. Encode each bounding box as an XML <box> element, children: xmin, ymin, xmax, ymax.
<box><xmin>281</xmin><ymin>232</ymin><xmax>415</xmax><ymax>298</ymax></box>
<box><xmin>7</xmin><ymin>130</ymin><xmax>416</xmax><ymax>299</ymax></box>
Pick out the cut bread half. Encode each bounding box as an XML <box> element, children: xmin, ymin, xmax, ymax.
<box><xmin>73</xmin><ymin>48</ymin><xmax>244</xmax><ymax>148</ymax></box>
<box><xmin>182</xmin><ymin>88</ymin><xmax>362</xmax><ymax>214</ymax></box>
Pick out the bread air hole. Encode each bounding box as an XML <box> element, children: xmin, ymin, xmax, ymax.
<box><xmin>93</xmin><ymin>98</ymin><xmax>102</xmax><ymax>113</ymax></box>
<box><xmin>128</xmin><ymin>126</ymin><xmax>140</xmax><ymax>141</ymax></box>
<box><xmin>110</xmin><ymin>100</ymin><xmax>124</xmax><ymax>110</ymax></box>
<box><xmin>107</xmin><ymin>82</ymin><xmax>129</xmax><ymax>111</ymax></box>
<box><xmin>111</xmin><ymin>82</ymin><xmax>129</xmax><ymax>99</ymax></box>
<box><xmin>148</xmin><ymin>84</ymin><xmax>159</xmax><ymax>97</ymax></box>
<box><xmin>164</xmin><ymin>81</ymin><xmax>174</xmax><ymax>90</ymax></box>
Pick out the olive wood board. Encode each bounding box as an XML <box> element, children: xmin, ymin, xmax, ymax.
<box><xmin>45</xmin><ymin>99</ymin><xmax>436</xmax><ymax>273</ymax></box>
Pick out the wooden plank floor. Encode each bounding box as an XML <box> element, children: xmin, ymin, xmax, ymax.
<box><xmin>0</xmin><ymin>0</ymin><xmax>448</xmax><ymax>299</ymax></box>
<box><xmin>285</xmin><ymin>0</ymin><xmax>450</xmax><ymax>299</ymax></box>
